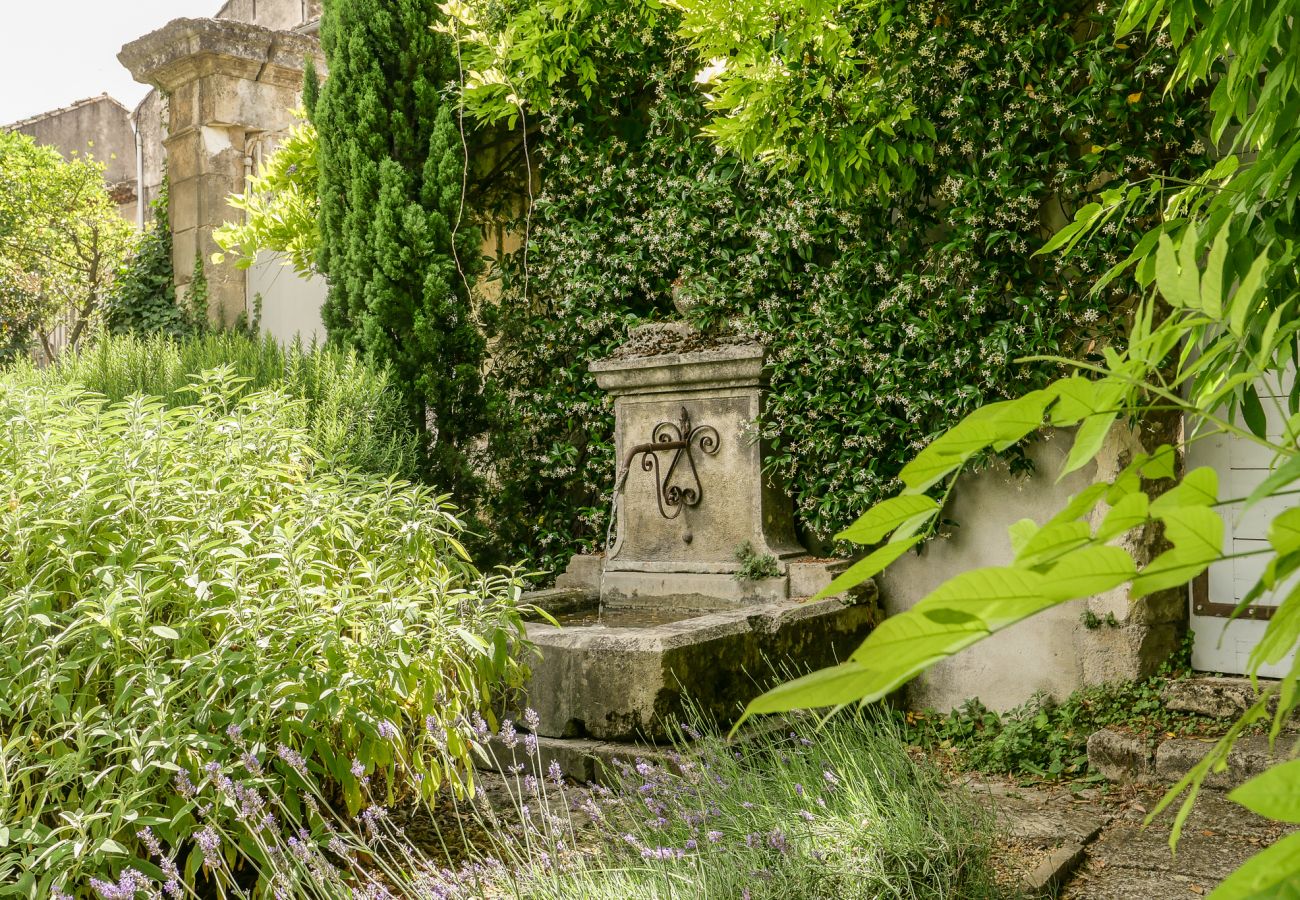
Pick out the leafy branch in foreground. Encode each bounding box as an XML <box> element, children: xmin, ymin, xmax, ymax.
<box><xmin>740</xmin><ymin>0</ymin><xmax>1300</xmax><ymax>896</ymax></box>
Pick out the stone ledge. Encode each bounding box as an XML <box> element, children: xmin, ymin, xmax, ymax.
<box><xmin>1162</xmin><ymin>675</ymin><xmax>1294</xmax><ymax>722</ymax></box>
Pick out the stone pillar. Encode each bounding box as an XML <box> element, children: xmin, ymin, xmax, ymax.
<box><xmin>119</xmin><ymin>18</ymin><xmax>322</xmax><ymax>325</ymax></box>
<box><xmin>590</xmin><ymin>325</ymin><xmax>806</xmax><ymax>608</ymax></box>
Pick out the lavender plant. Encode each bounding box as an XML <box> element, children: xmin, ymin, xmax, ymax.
<box><xmin>0</xmin><ymin>370</ymin><xmax>530</xmax><ymax>895</ymax></box>
<box><xmin>89</xmin><ymin>708</ymin><xmax>1005</xmax><ymax>899</ymax></box>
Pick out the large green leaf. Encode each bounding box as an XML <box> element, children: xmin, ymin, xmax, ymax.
<box><xmin>908</xmin><ymin>566</ymin><xmax>1053</xmax><ymax>631</ymax></box>
<box><xmin>1206</xmin><ymin>830</ymin><xmax>1300</xmax><ymax>899</ymax></box>
<box><xmin>1131</xmin><ymin>506</ymin><xmax>1224</xmax><ymax>599</ymax></box>
<box><xmin>1150</xmin><ymin>467</ymin><xmax>1219</xmax><ymax>515</ymax></box>
<box><xmin>1270</xmin><ymin>508</ymin><xmax>1300</xmax><ymax>557</ymax></box>
<box><xmin>1016</xmin><ymin>520</ymin><xmax>1092</xmax><ymax>567</ymax></box>
<box><xmin>1096</xmin><ymin>492</ymin><xmax>1150</xmax><ymax>541</ymax></box>
<box><xmin>836</xmin><ymin>495</ymin><xmax>938</xmax><ymax>545</ymax></box>
<box><xmin>1039</xmin><ymin>546</ymin><xmax>1137</xmax><ymax>600</ymax></box>
<box><xmin>1229</xmin><ymin>759</ymin><xmax>1300</xmax><ymax>823</ymax></box>
<box><xmin>1061</xmin><ymin>412</ymin><xmax>1117</xmax><ymax>478</ymax></box>
<box><xmin>1251</xmin><ymin>582</ymin><xmax>1300</xmax><ymax>668</ymax></box>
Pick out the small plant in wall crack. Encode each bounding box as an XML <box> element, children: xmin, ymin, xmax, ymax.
<box><xmin>734</xmin><ymin>541</ymin><xmax>781</xmax><ymax>581</ymax></box>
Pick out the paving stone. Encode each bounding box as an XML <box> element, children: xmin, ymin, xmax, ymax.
<box><xmin>1063</xmin><ymin>790</ymin><xmax>1292</xmax><ymax>898</ymax></box>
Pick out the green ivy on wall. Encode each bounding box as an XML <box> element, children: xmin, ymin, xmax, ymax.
<box><xmin>477</xmin><ymin>0</ymin><xmax>1210</xmax><ymax>573</ymax></box>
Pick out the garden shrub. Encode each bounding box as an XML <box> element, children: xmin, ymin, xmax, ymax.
<box><xmin>0</xmin><ymin>371</ymin><xmax>530</xmax><ymax>894</ymax></box>
<box><xmin>13</xmin><ymin>330</ymin><xmax>422</xmax><ymax>482</ymax></box>
<box><xmin>466</xmin><ymin>0</ymin><xmax>1209</xmax><ymax>572</ymax></box>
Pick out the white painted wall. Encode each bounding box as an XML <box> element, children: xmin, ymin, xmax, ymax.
<box><xmin>246</xmin><ymin>251</ymin><xmax>326</xmax><ymax>345</ymax></box>
<box><xmin>1186</xmin><ymin>372</ymin><xmax>1299</xmax><ymax>678</ymax></box>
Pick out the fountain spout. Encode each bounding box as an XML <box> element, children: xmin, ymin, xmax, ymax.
<box><xmin>614</xmin><ymin>406</ymin><xmax>719</xmax><ymax>520</ymax></box>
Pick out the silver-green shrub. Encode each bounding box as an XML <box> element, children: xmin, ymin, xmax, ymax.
<box><xmin>0</xmin><ymin>370</ymin><xmax>529</xmax><ymax>894</ymax></box>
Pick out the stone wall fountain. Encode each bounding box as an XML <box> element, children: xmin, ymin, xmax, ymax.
<box><xmin>508</xmin><ymin>323</ymin><xmax>877</xmax><ymax>779</ymax></box>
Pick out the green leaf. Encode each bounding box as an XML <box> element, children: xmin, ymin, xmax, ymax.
<box><xmin>1241</xmin><ymin>384</ymin><xmax>1268</xmax><ymax>439</ymax></box>
<box><xmin>1230</xmin><ymin>759</ymin><xmax>1300</xmax><ymax>822</ymax></box>
<box><xmin>149</xmin><ymin>626</ymin><xmax>180</xmax><ymax>641</ymax></box>
<box><xmin>1155</xmin><ymin>234</ymin><xmax>1193</xmax><ymax>308</ymax></box>
<box><xmin>1270</xmin><ymin>508</ymin><xmax>1300</xmax><ymax>557</ymax></box>
<box><xmin>1252</xmin><ymin>582</ymin><xmax>1300</xmax><ymax>668</ymax></box>
<box><xmin>1045</xmin><ymin>485</ymin><xmax>1110</xmax><ymax>533</ymax></box>
<box><xmin>1150</xmin><ymin>467</ymin><xmax>1219</xmax><ymax>516</ymax></box>
<box><xmin>1206</xmin><ymin>830</ymin><xmax>1300</xmax><ymax>899</ymax></box>
<box><xmin>1131</xmin><ymin>507</ymin><xmax>1224</xmax><ymax>599</ymax></box>
<box><xmin>1061</xmin><ymin>413</ymin><xmax>1117</xmax><ymax>478</ymax></box>
<box><xmin>909</xmin><ymin>566</ymin><xmax>1054</xmax><ymax>631</ymax></box>
<box><xmin>736</xmin><ymin>661</ymin><xmax>879</xmax><ymax>723</ymax></box>
<box><xmin>1096</xmin><ymin>492</ymin><xmax>1150</xmax><ymax>541</ymax></box>
<box><xmin>1201</xmin><ymin>228</ymin><xmax>1228</xmax><ymax>318</ymax></box>
<box><xmin>1016</xmin><ymin>520</ymin><xmax>1091</xmax><ymax>567</ymax></box>
<box><xmin>1039</xmin><ymin>546</ymin><xmax>1136</xmax><ymax>600</ymax></box>
<box><xmin>813</xmin><ymin>536</ymin><xmax>923</xmax><ymax>599</ymax></box>
<box><xmin>1228</xmin><ymin>253</ymin><xmax>1271</xmax><ymax>337</ymax></box>
<box><xmin>1037</xmin><ymin>202</ymin><xmax>1101</xmax><ymax>256</ymax></box>
<box><xmin>836</xmin><ymin>495</ymin><xmax>938</xmax><ymax>545</ymax></box>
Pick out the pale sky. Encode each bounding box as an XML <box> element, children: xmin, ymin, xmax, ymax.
<box><xmin>1</xmin><ymin>0</ymin><xmax>223</xmax><ymax>124</ymax></box>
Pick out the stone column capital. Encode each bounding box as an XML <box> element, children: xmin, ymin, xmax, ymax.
<box><xmin>119</xmin><ymin>17</ymin><xmax>323</xmax><ymax>96</ymax></box>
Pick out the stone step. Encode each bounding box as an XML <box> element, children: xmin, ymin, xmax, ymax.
<box><xmin>1087</xmin><ymin>727</ymin><xmax>1295</xmax><ymax>791</ymax></box>
<box><xmin>1162</xmin><ymin>675</ymin><xmax>1280</xmax><ymax>720</ymax></box>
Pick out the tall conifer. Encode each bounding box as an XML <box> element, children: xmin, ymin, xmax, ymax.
<box><xmin>315</xmin><ymin>0</ymin><xmax>486</xmax><ymax>502</ymax></box>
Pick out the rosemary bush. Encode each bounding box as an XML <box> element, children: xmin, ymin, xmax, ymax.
<box><xmin>12</xmin><ymin>330</ymin><xmax>421</xmax><ymax>481</ymax></box>
<box><xmin>0</xmin><ymin>371</ymin><xmax>530</xmax><ymax>894</ymax></box>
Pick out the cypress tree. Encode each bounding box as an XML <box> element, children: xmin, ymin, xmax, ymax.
<box><xmin>315</xmin><ymin>0</ymin><xmax>486</xmax><ymax>503</ymax></box>
<box><xmin>301</xmin><ymin>56</ymin><xmax>319</xmax><ymax>119</ymax></box>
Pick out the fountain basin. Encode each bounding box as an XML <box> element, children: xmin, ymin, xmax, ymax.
<box><xmin>519</xmin><ymin>585</ymin><xmax>877</xmax><ymax>743</ymax></box>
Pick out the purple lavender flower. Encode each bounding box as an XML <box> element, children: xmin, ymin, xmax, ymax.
<box><xmin>195</xmin><ymin>824</ymin><xmax>222</xmax><ymax>869</ymax></box>
<box><xmin>707</xmin><ymin>830</ymin><xmax>724</xmax><ymax>843</ymax></box>
<box><xmin>174</xmin><ymin>769</ymin><xmax>197</xmax><ymax>799</ymax></box>
<box><xmin>350</xmin><ymin>758</ymin><xmax>366</xmax><ymax>779</ymax></box>
<box><xmin>498</xmin><ymin>719</ymin><xmax>518</xmax><ymax>749</ymax></box>
<box><xmin>226</xmin><ymin>723</ymin><xmax>242</xmax><ymax>743</ymax></box>
<box><xmin>635</xmin><ymin>760</ymin><xmax>654</xmax><ymax>777</ymax></box>
<box><xmin>794</xmin><ymin>783</ymin><xmax>804</xmax><ymax>797</ymax></box>
<box><xmin>523</xmin><ymin>707</ymin><xmax>541</xmax><ymax>730</ymax></box>
<box><xmin>276</xmin><ymin>743</ymin><xmax>309</xmax><ymax>778</ymax></box>
<box><xmin>681</xmin><ymin>722</ymin><xmax>703</xmax><ymax>740</ymax></box>
<box><xmin>522</xmin><ymin>774</ymin><xmax>538</xmax><ymax>795</ymax></box>
<box><xmin>767</xmin><ymin>830</ymin><xmax>789</xmax><ymax>853</ymax></box>
<box><xmin>470</xmin><ymin>711</ymin><xmax>489</xmax><ymax>739</ymax></box>
<box><xmin>641</xmin><ymin>846</ymin><xmax>685</xmax><ymax>861</ymax></box>
<box><xmin>800</xmin><ymin>809</ymin><xmax>816</xmax><ymax>822</ymax></box>
<box><xmin>426</xmin><ymin>715</ymin><xmax>446</xmax><ymax>743</ymax></box>
<box><xmin>241</xmin><ymin>750</ymin><xmax>262</xmax><ymax>776</ymax></box>
<box><xmin>744</xmin><ymin>832</ymin><xmax>762</xmax><ymax>848</ymax></box>
<box><xmin>51</xmin><ymin>889</ymin><xmax>74</xmax><ymax>900</ymax></box>
<box><xmin>684</xmin><ymin>839</ymin><xmax>698</xmax><ymax>850</ymax></box>
<box><xmin>547</xmin><ymin>759</ymin><xmax>564</xmax><ymax>786</ymax></box>
<box><xmin>524</xmin><ymin>732</ymin><xmax>539</xmax><ymax>755</ymax></box>
<box><xmin>823</xmin><ymin>767</ymin><xmax>840</xmax><ymax>788</ymax></box>
<box><xmin>88</xmin><ymin>869</ymin><xmax>154</xmax><ymax>900</ymax></box>
<box><xmin>377</xmin><ymin>720</ymin><xmax>398</xmax><ymax>741</ymax></box>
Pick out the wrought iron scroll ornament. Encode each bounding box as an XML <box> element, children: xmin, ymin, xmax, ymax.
<box><xmin>616</xmin><ymin>407</ymin><xmax>720</xmax><ymax>519</ymax></box>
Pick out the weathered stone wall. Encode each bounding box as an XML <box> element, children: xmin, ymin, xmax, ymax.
<box><xmin>7</xmin><ymin>95</ymin><xmax>139</xmax><ymax>221</ymax></box>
